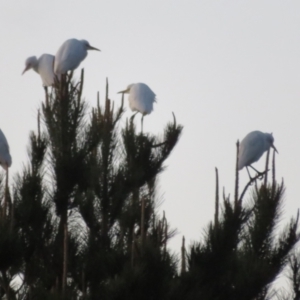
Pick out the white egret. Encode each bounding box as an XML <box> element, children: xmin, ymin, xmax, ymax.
<box><xmin>118</xmin><ymin>83</ymin><xmax>156</xmax><ymax>131</ymax></box>
<box><xmin>22</xmin><ymin>54</ymin><xmax>55</xmax><ymax>87</ymax></box>
<box><xmin>238</xmin><ymin>131</ymin><xmax>278</xmax><ymax>178</ymax></box>
<box><xmin>0</xmin><ymin>129</ymin><xmax>11</xmax><ymax>219</ymax></box>
<box><xmin>0</xmin><ymin>129</ymin><xmax>12</xmax><ymax>171</ymax></box>
<box><xmin>54</xmin><ymin>39</ymin><xmax>100</xmax><ymax>75</ymax></box>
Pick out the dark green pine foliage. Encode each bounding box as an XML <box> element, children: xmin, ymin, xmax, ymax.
<box><xmin>0</xmin><ymin>173</ymin><xmax>21</xmax><ymax>300</ymax></box>
<box><xmin>170</xmin><ymin>150</ymin><xmax>300</xmax><ymax>300</ymax></box>
<box><xmin>73</xmin><ymin>80</ymin><xmax>182</xmax><ymax>300</ymax></box>
<box><xmin>13</xmin><ymin>124</ymin><xmax>55</xmax><ymax>298</ymax></box>
<box><xmin>286</xmin><ymin>253</ymin><xmax>300</xmax><ymax>300</ymax></box>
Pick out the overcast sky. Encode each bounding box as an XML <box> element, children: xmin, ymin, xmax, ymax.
<box><xmin>1</xmin><ymin>0</ymin><xmax>300</xmax><ymax>254</ymax></box>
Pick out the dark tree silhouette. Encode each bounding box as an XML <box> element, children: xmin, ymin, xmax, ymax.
<box><xmin>0</xmin><ymin>72</ymin><xmax>298</xmax><ymax>300</ymax></box>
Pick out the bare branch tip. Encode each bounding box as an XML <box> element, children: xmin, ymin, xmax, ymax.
<box><xmin>172</xmin><ymin>112</ymin><xmax>176</xmax><ymax>127</ymax></box>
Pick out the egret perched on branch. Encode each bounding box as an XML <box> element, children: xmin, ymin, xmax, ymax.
<box><xmin>54</xmin><ymin>39</ymin><xmax>100</xmax><ymax>75</ymax></box>
<box><xmin>238</xmin><ymin>130</ymin><xmax>278</xmax><ymax>178</ymax></box>
<box><xmin>22</xmin><ymin>54</ymin><xmax>55</xmax><ymax>87</ymax></box>
<box><xmin>0</xmin><ymin>129</ymin><xmax>12</xmax><ymax>171</ymax></box>
<box><xmin>118</xmin><ymin>83</ymin><xmax>156</xmax><ymax>131</ymax></box>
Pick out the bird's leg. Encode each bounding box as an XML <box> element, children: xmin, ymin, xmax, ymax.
<box><xmin>44</xmin><ymin>86</ymin><xmax>49</xmax><ymax>107</ymax></box>
<box><xmin>130</xmin><ymin>112</ymin><xmax>138</xmax><ymax>126</ymax></box>
<box><xmin>141</xmin><ymin>115</ymin><xmax>144</xmax><ymax>134</ymax></box>
<box><xmin>68</xmin><ymin>71</ymin><xmax>74</xmax><ymax>84</ymax></box>
<box><xmin>249</xmin><ymin>165</ymin><xmax>266</xmax><ymax>180</ymax></box>
<box><xmin>246</xmin><ymin>167</ymin><xmax>254</xmax><ymax>183</ymax></box>
<box><xmin>60</xmin><ymin>74</ymin><xmax>68</xmax><ymax>98</ymax></box>
<box><xmin>3</xmin><ymin>168</ymin><xmax>8</xmax><ymax>219</ymax></box>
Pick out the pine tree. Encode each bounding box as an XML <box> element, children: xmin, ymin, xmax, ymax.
<box><xmin>0</xmin><ymin>71</ymin><xmax>298</xmax><ymax>300</ymax></box>
<box><xmin>170</xmin><ymin>145</ymin><xmax>300</xmax><ymax>300</ymax></box>
<box><xmin>8</xmin><ymin>72</ymin><xmax>182</xmax><ymax>299</ymax></box>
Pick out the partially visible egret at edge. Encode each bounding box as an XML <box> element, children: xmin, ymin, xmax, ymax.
<box><xmin>118</xmin><ymin>83</ymin><xmax>156</xmax><ymax>131</ymax></box>
<box><xmin>238</xmin><ymin>130</ymin><xmax>278</xmax><ymax>179</ymax></box>
<box><xmin>22</xmin><ymin>54</ymin><xmax>55</xmax><ymax>87</ymax></box>
<box><xmin>0</xmin><ymin>129</ymin><xmax>12</xmax><ymax>171</ymax></box>
<box><xmin>54</xmin><ymin>39</ymin><xmax>100</xmax><ymax>75</ymax></box>
<box><xmin>0</xmin><ymin>129</ymin><xmax>11</xmax><ymax>218</ymax></box>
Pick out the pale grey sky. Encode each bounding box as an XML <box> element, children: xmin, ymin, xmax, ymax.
<box><xmin>0</xmin><ymin>0</ymin><xmax>300</xmax><ymax>253</ymax></box>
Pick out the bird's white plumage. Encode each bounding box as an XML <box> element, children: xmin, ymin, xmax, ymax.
<box><xmin>0</xmin><ymin>129</ymin><xmax>12</xmax><ymax>171</ymax></box>
<box><xmin>54</xmin><ymin>39</ymin><xmax>100</xmax><ymax>75</ymax></box>
<box><xmin>238</xmin><ymin>131</ymin><xmax>276</xmax><ymax>170</ymax></box>
<box><xmin>23</xmin><ymin>54</ymin><xmax>55</xmax><ymax>86</ymax></box>
<box><xmin>121</xmin><ymin>83</ymin><xmax>156</xmax><ymax>115</ymax></box>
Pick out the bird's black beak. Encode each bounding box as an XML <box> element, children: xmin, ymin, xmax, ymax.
<box><xmin>22</xmin><ymin>65</ymin><xmax>30</xmax><ymax>75</ymax></box>
<box><xmin>88</xmin><ymin>45</ymin><xmax>101</xmax><ymax>51</ymax></box>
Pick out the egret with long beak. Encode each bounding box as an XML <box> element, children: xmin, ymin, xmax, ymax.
<box><xmin>22</xmin><ymin>54</ymin><xmax>55</xmax><ymax>87</ymax></box>
<box><xmin>54</xmin><ymin>39</ymin><xmax>100</xmax><ymax>75</ymax></box>
<box><xmin>238</xmin><ymin>130</ymin><xmax>278</xmax><ymax>179</ymax></box>
<box><xmin>118</xmin><ymin>83</ymin><xmax>156</xmax><ymax>131</ymax></box>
